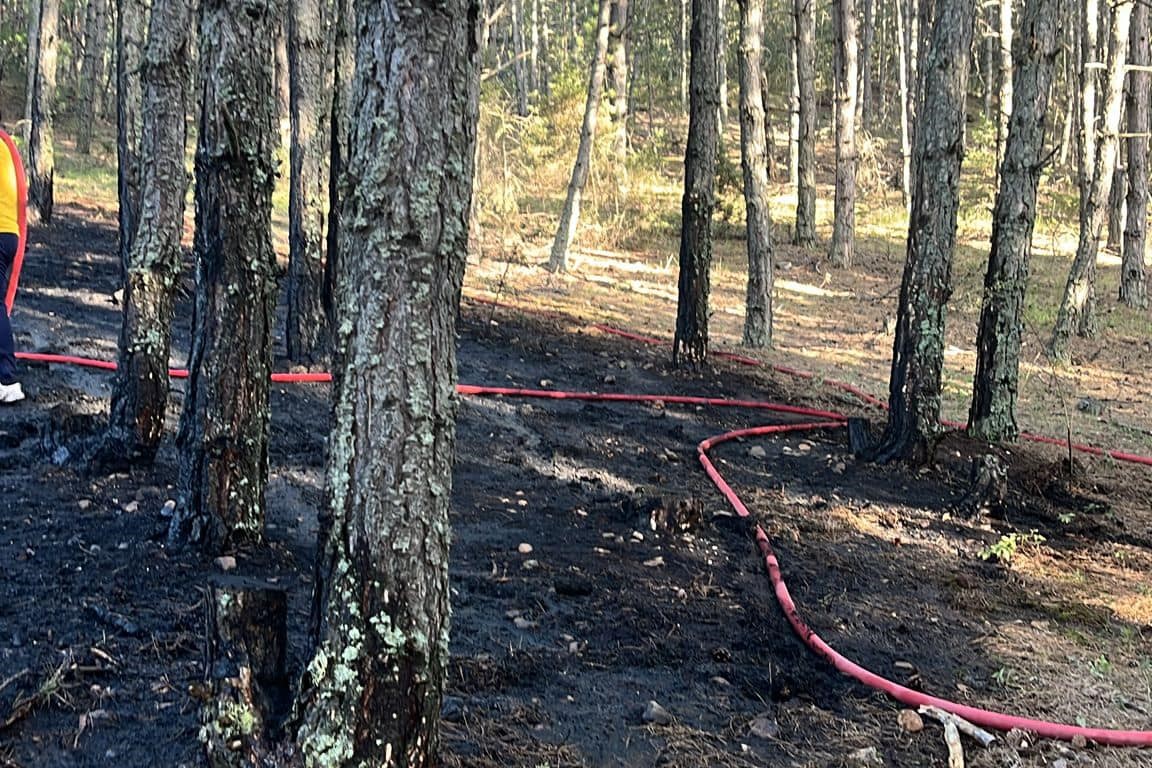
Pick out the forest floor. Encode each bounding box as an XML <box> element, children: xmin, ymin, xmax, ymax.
<box><xmin>0</xmin><ymin>198</ymin><xmax>1151</xmax><ymax>768</ymax></box>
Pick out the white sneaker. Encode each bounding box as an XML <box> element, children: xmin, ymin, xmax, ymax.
<box><xmin>0</xmin><ymin>382</ymin><xmax>24</xmax><ymax>403</ymax></box>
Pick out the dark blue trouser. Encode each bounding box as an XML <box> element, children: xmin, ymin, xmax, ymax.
<box><xmin>0</xmin><ymin>232</ymin><xmax>18</xmax><ymax>385</ymax></box>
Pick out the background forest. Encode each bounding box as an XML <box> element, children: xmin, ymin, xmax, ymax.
<box><xmin>1</xmin><ymin>0</ymin><xmax>1151</xmax><ymax>766</ymax></box>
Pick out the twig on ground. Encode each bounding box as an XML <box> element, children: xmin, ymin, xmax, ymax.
<box><xmin>943</xmin><ymin>720</ymin><xmax>964</xmax><ymax>768</ymax></box>
<box><xmin>917</xmin><ymin>705</ymin><xmax>996</xmax><ymax>747</ymax></box>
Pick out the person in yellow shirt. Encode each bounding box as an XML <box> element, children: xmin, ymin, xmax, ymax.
<box><xmin>0</xmin><ymin>127</ymin><xmax>25</xmax><ymax>403</ymax></box>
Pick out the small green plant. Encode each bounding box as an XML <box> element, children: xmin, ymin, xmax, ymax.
<box><xmin>992</xmin><ymin>666</ymin><xmax>1015</xmax><ymax>688</ymax></box>
<box><xmin>979</xmin><ymin>530</ymin><xmax>1047</xmax><ymax>565</ymax></box>
<box><xmin>1091</xmin><ymin>654</ymin><xmax>1114</xmax><ymax>677</ymax></box>
<box><xmin>1058</xmin><ymin>511</ymin><xmax>1076</xmax><ymax>524</ymax></box>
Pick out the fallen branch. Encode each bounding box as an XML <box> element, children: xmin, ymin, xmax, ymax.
<box><xmin>943</xmin><ymin>720</ymin><xmax>964</xmax><ymax>768</ymax></box>
<box><xmin>918</xmin><ymin>705</ymin><xmax>997</xmax><ymax>747</ymax></box>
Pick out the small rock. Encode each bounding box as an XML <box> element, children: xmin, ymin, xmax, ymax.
<box><xmin>1051</xmin><ymin>759</ymin><xmax>1069</xmax><ymax>768</ymax></box>
<box><xmin>521</xmin><ymin>559</ymin><xmax>539</xmax><ymax>571</ymax></box>
<box><xmin>517</xmin><ymin>542</ymin><xmax>534</xmax><ymax>554</ymax></box>
<box><xmin>440</xmin><ymin>696</ymin><xmax>464</xmax><ymax>722</ymax></box>
<box><xmin>748</xmin><ymin>712</ymin><xmax>779</xmax><ymax>740</ymax></box>
<box><xmin>643</xmin><ymin>556</ymin><xmax>664</xmax><ymax>567</ymax></box>
<box><xmin>603</xmin><ymin>375</ymin><xmax>616</xmax><ymax>385</ymax></box>
<box><xmin>122</xmin><ymin>501</ymin><xmax>139</xmax><ymax>514</ymax></box>
<box><xmin>797</xmin><ymin>442</ymin><xmax>812</xmax><ymax>453</ymax></box>
<box><xmin>642</xmin><ymin>700</ymin><xmax>673</xmax><ymax>726</ymax></box>
<box><xmin>160</xmin><ymin>500</ymin><xmax>176</xmax><ymax>518</ymax></box>
<box><xmin>52</xmin><ymin>446</ymin><xmax>70</xmax><ymax>466</ymax></box>
<box><xmin>897</xmin><ymin>709</ymin><xmax>923</xmax><ymax>733</ymax></box>
<box><xmin>846</xmin><ymin>746</ymin><xmax>884</xmax><ymax>767</ymax></box>
<box><xmin>77</xmin><ymin>499</ymin><xmax>91</xmax><ymax>511</ymax></box>
<box><xmin>1005</xmin><ymin>728</ymin><xmax>1032</xmax><ymax>752</ymax></box>
<box><xmin>1070</xmin><ymin>734</ymin><xmax>1087</xmax><ymax>749</ymax></box>
<box><xmin>567</xmin><ymin>640</ymin><xmax>580</xmax><ymax>654</ymax></box>
<box><xmin>711</xmin><ymin>676</ymin><xmax>730</xmax><ymax>686</ymax></box>
<box><xmin>513</xmin><ymin>616</ymin><xmax>536</xmax><ymax>630</ymax></box>
<box><xmin>749</xmin><ymin>446</ymin><xmax>767</xmax><ymax>460</ymax></box>
<box><xmin>214</xmin><ymin>556</ymin><xmax>237</xmax><ymax>572</ymax></box>
<box><xmin>832</xmin><ymin>462</ymin><xmax>847</xmax><ymax>474</ymax></box>
<box><xmin>539</xmin><ymin>379</ymin><xmax>553</xmax><ymax>388</ymax></box>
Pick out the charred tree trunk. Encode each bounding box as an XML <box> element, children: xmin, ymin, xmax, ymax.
<box><xmin>871</xmin><ymin>0</ymin><xmax>976</xmax><ymax>464</ymax></box>
<box><xmin>1049</xmin><ymin>0</ymin><xmax>1132</xmax><ymax>363</ymax></box>
<box><xmin>1121</xmin><ymin>0</ymin><xmax>1149</xmax><ymax>309</ymax></box>
<box><xmin>286</xmin><ymin>0</ymin><xmax>334</xmax><ymax>364</ymax></box>
<box><xmin>171</xmin><ymin>0</ymin><xmax>281</xmax><ymax>553</ymax></box>
<box><xmin>201</xmin><ymin>577</ymin><xmax>291</xmax><ymax>766</ymax></box>
<box><xmin>829</xmin><ymin>0</ymin><xmax>858</xmax><ymax>268</ymax></box>
<box><xmin>323</xmin><ymin>0</ymin><xmax>355</xmax><ymax>324</ymax></box>
<box><xmin>292</xmin><ymin>0</ymin><xmax>480</xmax><ymax>763</ymax></box>
<box><xmin>99</xmin><ymin>0</ymin><xmax>191</xmax><ymax>467</ymax></box>
<box><xmin>672</xmin><ymin>0</ymin><xmax>720</xmax><ymax>366</ymax></box>
<box><xmin>896</xmin><ymin>0</ymin><xmax>912</xmax><ymax>209</ymax></box>
<box><xmin>793</xmin><ymin>0</ymin><xmax>816</xmax><ymax>246</ymax></box>
<box><xmin>76</xmin><ymin>0</ymin><xmax>109</xmax><ymax>155</ymax></box>
<box><xmin>548</xmin><ymin>0</ymin><xmax>613</xmax><ymax>273</ymax></box>
<box><xmin>738</xmin><ymin>0</ymin><xmax>772</xmax><ymax>347</ymax></box>
<box><xmin>27</xmin><ymin>0</ymin><xmax>59</xmax><ymax>224</ymax></box>
<box><xmin>969</xmin><ymin>0</ymin><xmax>1059</xmax><ymax>442</ymax></box>
<box><xmin>116</xmin><ymin>0</ymin><xmax>149</xmax><ymax>273</ymax></box>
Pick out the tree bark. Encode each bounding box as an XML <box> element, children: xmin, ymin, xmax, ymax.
<box><xmin>116</xmin><ymin>0</ymin><xmax>149</xmax><ymax>273</ymax></box>
<box><xmin>871</xmin><ymin>0</ymin><xmax>976</xmax><ymax>463</ymax></box>
<box><xmin>607</xmin><ymin>0</ymin><xmax>629</xmax><ymax>158</ymax></box>
<box><xmin>793</xmin><ymin>0</ymin><xmax>816</xmax><ymax>246</ymax></box>
<box><xmin>28</xmin><ymin>0</ymin><xmax>59</xmax><ymax>224</ymax></box>
<box><xmin>286</xmin><ymin>0</ymin><xmax>334</xmax><ymax>364</ymax></box>
<box><xmin>201</xmin><ymin>577</ymin><xmax>291</xmax><ymax>767</ymax></box>
<box><xmin>896</xmin><ymin>0</ymin><xmax>912</xmax><ymax>209</ymax></box>
<box><xmin>969</xmin><ymin>0</ymin><xmax>1060</xmax><ymax>442</ymax></box>
<box><xmin>996</xmin><ymin>0</ymin><xmax>1013</xmax><ymax>172</ymax></box>
<box><xmin>293</xmin><ymin>0</ymin><xmax>479</xmax><ymax>763</ymax></box>
<box><xmin>510</xmin><ymin>0</ymin><xmax>530</xmax><ymax>115</ymax></box>
<box><xmin>680</xmin><ymin>0</ymin><xmax>689</xmax><ymax>113</ymax></box>
<box><xmin>829</xmin><ymin>0</ymin><xmax>858</xmax><ymax>267</ymax></box>
<box><xmin>76</xmin><ymin>0</ymin><xmax>109</xmax><ymax>155</ymax></box>
<box><xmin>857</xmin><ymin>0</ymin><xmax>874</xmax><ymax>129</ymax></box>
<box><xmin>171</xmin><ymin>0</ymin><xmax>281</xmax><ymax>553</ymax></box>
<box><xmin>324</xmin><ymin>0</ymin><xmax>355</xmax><ymax>326</ymax></box>
<box><xmin>1077</xmin><ymin>0</ymin><xmax>1098</xmax><ymax>216</ymax></box>
<box><xmin>672</xmin><ymin>0</ymin><xmax>720</xmax><ymax>366</ymax></box>
<box><xmin>717</xmin><ymin>0</ymin><xmax>728</xmax><ymax>127</ymax></box>
<box><xmin>99</xmin><ymin>0</ymin><xmax>191</xmax><ymax>468</ymax></box>
<box><xmin>547</xmin><ymin>0</ymin><xmax>613</xmax><ymax>273</ymax></box>
<box><xmin>738</xmin><ymin>0</ymin><xmax>772</xmax><ymax>347</ymax></box>
<box><xmin>1106</xmin><ymin>159</ymin><xmax>1126</xmax><ymax>250</ymax></box>
<box><xmin>1121</xmin><ymin>0</ymin><xmax>1149</xmax><ymax>308</ymax></box>
<box><xmin>1049</xmin><ymin>0</ymin><xmax>1132</xmax><ymax>363</ymax></box>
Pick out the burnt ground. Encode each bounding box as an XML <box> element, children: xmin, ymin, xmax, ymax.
<box><xmin>2</xmin><ymin>206</ymin><xmax>1152</xmax><ymax>768</ymax></box>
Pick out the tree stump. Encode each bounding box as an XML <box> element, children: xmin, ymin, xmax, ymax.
<box><xmin>953</xmin><ymin>454</ymin><xmax>1008</xmax><ymax>517</ymax></box>
<box><xmin>201</xmin><ymin>576</ymin><xmax>291</xmax><ymax>768</ymax></box>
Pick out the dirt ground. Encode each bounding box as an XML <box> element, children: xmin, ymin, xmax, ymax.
<box><xmin>2</xmin><ymin>205</ymin><xmax>1152</xmax><ymax>768</ymax></box>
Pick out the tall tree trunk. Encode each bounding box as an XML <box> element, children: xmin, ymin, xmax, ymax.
<box><xmin>293</xmin><ymin>0</ymin><xmax>479</xmax><ymax>763</ymax></box>
<box><xmin>25</xmin><ymin>0</ymin><xmax>42</xmax><ymax>141</ymax></box>
<box><xmin>286</xmin><ymin>0</ymin><xmax>334</xmax><ymax>364</ymax></box>
<box><xmin>996</xmin><ymin>0</ymin><xmax>1012</xmax><ymax>172</ymax></box>
<box><xmin>99</xmin><ymin>0</ymin><xmax>191</xmax><ymax>467</ymax></box>
<box><xmin>672</xmin><ymin>0</ymin><xmax>720</xmax><ymax>366</ymax></box>
<box><xmin>76</xmin><ymin>0</ymin><xmax>109</xmax><ymax>155</ymax></box>
<box><xmin>171</xmin><ymin>0</ymin><xmax>280</xmax><ymax>552</ymax></box>
<box><xmin>871</xmin><ymin>0</ymin><xmax>976</xmax><ymax>463</ymax></box>
<box><xmin>116</xmin><ymin>0</ymin><xmax>149</xmax><ymax>273</ymax></box>
<box><xmin>793</xmin><ymin>0</ymin><xmax>816</xmax><ymax>245</ymax></box>
<box><xmin>680</xmin><ymin>0</ymin><xmax>689</xmax><ymax>113</ymax></box>
<box><xmin>1106</xmin><ymin>158</ymin><xmax>1125</xmax><ymax>250</ymax></box>
<box><xmin>896</xmin><ymin>0</ymin><xmax>912</xmax><ymax>209</ymax></box>
<box><xmin>511</xmin><ymin>0</ymin><xmax>530</xmax><ymax>115</ymax></box>
<box><xmin>1121</xmin><ymin>0</ymin><xmax>1149</xmax><ymax>308</ymax></box>
<box><xmin>27</xmin><ymin>0</ymin><xmax>59</xmax><ymax>224</ymax></box>
<box><xmin>857</xmin><ymin>0</ymin><xmax>874</xmax><ymax>128</ymax></box>
<box><xmin>788</xmin><ymin>34</ymin><xmax>799</xmax><ymax>187</ymax></box>
<box><xmin>738</xmin><ymin>0</ymin><xmax>772</xmax><ymax>347</ymax></box>
<box><xmin>983</xmin><ymin>1</ymin><xmax>995</xmax><ymax>120</ymax></box>
<box><xmin>547</xmin><ymin>0</ymin><xmax>613</xmax><ymax>273</ymax></box>
<box><xmin>969</xmin><ymin>0</ymin><xmax>1059</xmax><ymax>442</ymax></box>
<box><xmin>529</xmin><ymin>0</ymin><xmax>540</xmax><ymax>92</ymax></box>
<box><xmin>607</xmin><ymin>0</ymin><xmax>629</xmax><ymax>158</ymax></box>
<box><xmin>1049</xmin><ymin>0</ymin><xmax>1132</xmax><ymax>362</ymax></box>
<box><xmin>717</xmin><ymin>0</ymin><xmax>728</xmax><ymax>127</ymax></box>
<box><xmin>829</xmin><ymin>0</ymin><xmax>858</xmax><ymax>267</ymax></box>
<box><xmin>1077</xmin><ymin>0</ymin><xmax>1098</xmax><ymax>217</ymax></box>
<box><xmin>1057</xmin><ymin>11</ymin><xmax>1076</xmax><ymax>168</ymax></box>
<box><xmin>324</xmin><ymin>0</ymin><xmax>355</xmax><ymax>326</ymax></box>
